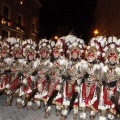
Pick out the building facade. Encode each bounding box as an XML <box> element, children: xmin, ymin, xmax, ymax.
<box><xmin>0</xmin><ymin>0</ymin><xmax>42</xmax><ymax>41</ymax></box>
<box><xmin>95</xmin><ymin>0</ymin><xmax>120</xmax><ymax>37</ymax></box>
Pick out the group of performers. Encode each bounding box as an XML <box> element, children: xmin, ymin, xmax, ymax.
<box><xmin>0</xmin><ymin>35</ymin><xmax>120</xmax><ymax>120</ymax></box>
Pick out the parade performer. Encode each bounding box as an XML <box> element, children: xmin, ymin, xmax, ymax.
<box><xmin>98</xmin><ymin>36</ymin><xmax>120</xmax><ymax>120</ymax></box>
<box><xmin>33</xmin><ymin>39</ymin><xmax>54</xmax><ymax>110</ymax></box>
<box><xmin>6</xmin><ymin>38</ymin><xmax>27</xmax><ymax>107</ymax></box>
<box><xmin>44</xmin><ymin>37</ymin><xmax>68</xmax><ymax>118</ymax></box>
<box><xmin>60</xmin><ymin>35</ymin><xmax>85</xmax><ymax>120</ymax></box>
<box><xmin>79</xmin><ymin>36</ymin><xmax>105</xmax><ymax>120</ymax></box>
<box><xmin>17</xmin><ymin>39</ymin><xmax>38</xmax><ymax>109</ymax></box>
<box><xmin>0</xmin><ymin>38</ymin><xmax>15</xmax><ymax>106</ymax></box>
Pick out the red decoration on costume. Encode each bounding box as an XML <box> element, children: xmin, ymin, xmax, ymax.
<box><xmin>53</xmin><ymin>48</ymin><xmax>59</xmax><ymax>53</ymax></box>
<box><xmin>71</xmin><ymin>49</ymin><xmax>79</xmax><ymax>54</ymax></box>
<box><xmin>54</xmin><ymin>62</ymin><xmax>59</xmax><ymax>67</ymax></box>
<box><xmin>36</xmin><ymin>77</ymin><xmax>46</xmax><ymax>93</ymax></box>
<box><xmin>48</xmin><ymin>80</ymin><xmax>59</xmax><ymax>96</ymax></box>
<box><xmin>54</xmin><ymin>97</ymin><xmax>63</xmax><ymax>104</ymax></box>
<box><xmin>1</xmin><ymin>51</ymin><xmax>6</xmax><ymax>54</ymax></box>
<box><xmin>23</xmin><ymin>77</ymin><xmax>31</xmax><ymax>92</ymax></box>
<box><xmin>40</xmin><ymin>50</ymin><xmax>48</xmax><ymax>54</ymax></box>
<box><xmin>66</xmin><ymin>80</ymin><xmax>76</xmax><ymax>98</ymax></box>
<box><xmin>88</xmin><ymin>52</ymin><xmax>94</xmax><ymax>57</ymax></box>
<box><xmin>52</xmin><ymin>72</ymin><xmax>56</xmax><ymax>77</ymax></box>
<box><xmin>27</xmin><ymin>52</ymin><xmax>34</xmax><ymax>56</ymax></box>
<box><xmin>103</xmin><ymin>86</ymin><xmax>113</xmax><ymax>105</ymax></box>
<box><xmin>82</xmin><ymin>83</ymin><xmax>96</xmax><ymax>105</ymax></box>
<box><xmin>108</xmin><ymin>53</ymin><xmax>117</xmax><ymax>58</ymax></box>
<box><xmin>10</xmin><ymin>77</ymin><xmax>19</xmax><ymax>90</ymax></box>
<box><xmin>4</xmin><ymin>74</ymin><xmax>12</xmax><ymax>85</ymax></box>
<box><xmin>0</xmin><ymin>83</ymin><xmax>3</xmax><ymax>88</ymax></box>
<box><xmin>14</xmin><ymin>50</ymin><xmax>22</xmax><ymax>55</ymax></box>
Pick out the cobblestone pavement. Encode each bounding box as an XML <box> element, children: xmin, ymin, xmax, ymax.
<box><xmin>0</xmin><ymin>94</ymin><xmax>119</xmax><ymax>120</ymax></box>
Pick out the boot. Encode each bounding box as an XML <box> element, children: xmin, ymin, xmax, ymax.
<box><xmin>44</xmin><ymin>111</ymin><xmax>50</xmax><ymax>119</ymax></box>
<box><xmin>17</xmin><ymin>105</ymin><xmax>24</xmax><ymax>109</ymax></box>
<box><xmin>16</xmin><ymin>102</ymin><xmax>21</xmax><ymax>107</ymax></box>
<box><xmin>3</xmin><ymin>101</ymin><xmax>12</xmax><ymax>106</ymax></box>
<box><xmin>3</xmin><ymin>98</ymin><xmax>12</xmax><ymax>106</ymax></box>
<box><xmin>27</xmin><ymin>105</ymin><xmax>31</xmax><ymax>110</ymax></box>
<box><xmin>56</xmin><ymin>109</ymin><xmax>61</xmax><ymax>116</ymax></box>
<box><xmin>90</xmin><ymin>115</ymin><xmax>94</xmax><ymax>120</ymax></box>
<box><xmin>73</xmin><ymin>114</ymin><xmax>78</xmax><ymax>120</ymax></box>
<box><xmin>33</xmin><ymin>106</ymin><xmax>40</xmax><ymax>110</ymax></box>
<box><xmin>59</xmin><ymin>115</ymin><xmax>67</xmax><ymax>120</ymax></box>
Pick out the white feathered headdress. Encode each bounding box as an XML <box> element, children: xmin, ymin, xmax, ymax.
<box><xmin>52</xmin><ymin>36</ymin><xmax>67</xmax><ymax>56</ymax></box>
<box><xmin>7</xmin><ymin>37</ymin><xmax>23</xmax><ymax>55</ymax></box>
<box><xmin>0</xmin><ymin>39</ymin><xmax>11</xmax><ymax>57</ymax></box>
<box><xmin>102</xmin><ymin>36</ymin><xmax>120</xmax><ymax>63</ymax></box>
<box><xmin>38</xmin><ymin>38</ymin><xmax>54</xmax><ymax>57</ymax></box>
<box><xmin>22</xmin><ymin>39</ymin><xmax>37</xmax><ymax>58</ymax></box>
<box><xmin>85</xmin><ymin>36</ymin><xmax>106</xmax><ymax>60</ymax></box>
<box><xmin>65</xmin><ymin>34</ymin><xmax>85</xmax><ymax>58</ymax></box>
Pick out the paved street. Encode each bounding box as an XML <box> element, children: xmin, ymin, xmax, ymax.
<box><xmin>0</xmin><ymin>94</ymin><xmax>119</xmax><ymax>120</ymax></box>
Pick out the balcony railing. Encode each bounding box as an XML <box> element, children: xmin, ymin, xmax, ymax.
<box><xmin>0</xmin><ymin>16</ymin><xmax>25</xmax><ymax>32</ymax></box>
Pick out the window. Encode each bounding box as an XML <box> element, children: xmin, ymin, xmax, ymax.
<box><xmin>18</xmin><ymin>14</ymin><xmax>23</xmax><ymax>25</ymax></box>
<box><xmin>3</xmin><ymin>5</ymin><xmax>10</xmax><ymax>18</ymax></box>
<box><xmin>16</xmin><ymin>34</ymin><xmax>23</xmax><ymax>39</ymax></box>
<box><xmin>2</xmin><ymin>30</ymin><xmax>9</xmax><ymax>41</ymax></box>
<box><xmin>32</xmin><ymin>23</ymin><xmax>36</xmax><ymax>32</ymax></box>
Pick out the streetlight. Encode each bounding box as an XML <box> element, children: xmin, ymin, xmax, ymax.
<box><xmin>94</xmin><ymin>29</ymin><xmax>99</xmax><ymax>36</ymax></box>
<box><xmin>20</xmin><ymin>0</ymin><xmax>24</xmax><ymax>5</ymax></box>
<box><xmin>54</xmin><ymin>36</ymin><xmax>58</xmax><ymax>40</ymax></box>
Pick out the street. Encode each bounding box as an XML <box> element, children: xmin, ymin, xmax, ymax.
<box><xmin>0</xmin><ymin>94</ymin><xmax>119</xmax><ymax>120</ymax></box>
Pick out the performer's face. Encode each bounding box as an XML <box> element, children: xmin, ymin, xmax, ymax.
<box><xmin>71</xmin><ymin>49</ymin><xmax>79</xmax><ymax>59</ymax></box>
<box><xmin>72</xmin><ymin>52</ymin><xmax>78</xmax><ymax>59</ymax></box>
<box><xmin>41</xmin><ymin>50</ymin><xmax>48</xmax><ymax>58</ymax></box>
<box><xmin>87</xmin><ymin>52</ymin><xmax>95</xmax><ymax>62</ymax></box>
<box><xmin>27</xmin><ymin>51</ymin><xmax>34</xmax><ymax>60</ymax></box>
<box><xmin>108</xmin><ymin>53</ymin><xmax>117</xmax><ymax>64</ymax></box>
<box><xmin>14</xmin><ymin>50</ymin><xmax>22</xmax><ymax>58</ymax></box>
<box><xmin>1</xmin><ymin>50</ymin><xmax>7</xmax><ymax>58</ymax></box>
<box><xmin>53</xmin><ymin>50</ymin><xmax>59</xmax><ymax>58</ymax></box>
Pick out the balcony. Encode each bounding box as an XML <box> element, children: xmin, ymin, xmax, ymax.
<box><xmin>0</xmin><ymin>16</ymin><xmax>25</xmax><ymax>33</ymax></box>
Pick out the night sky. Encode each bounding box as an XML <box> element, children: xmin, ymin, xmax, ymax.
<box><xmin>39</xmin><ymin>0</ymin><xmax>97</xmax><ymax>42</ymax></box>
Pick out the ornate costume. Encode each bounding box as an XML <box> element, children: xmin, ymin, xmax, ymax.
<box><xmin>79</xmin><ymin>36</ymin><xmax>104</xmax><ymax>120</ymax></box>
<box><xmin>0</xmin><ymin>38</ymin><xmax>15</xmax><ymax>106</ymax></box>
<box><xmin>60</xmin><ymin>35</ymin><xmax>85</xmax><ymax>120</ymax></box>
<box><xmin>99</xmin><ymin>36</ymin><xmax>120</xmax><ymax>120</ymax></box>
<box><xmin>33</xmin><ymin>39</ymin><xmax>54</xmax><ymax>110</ymax></box>
<box><xmin>17</xmin><ymin>39</ymin><xmax>37</xmax><ymax>109</ymax></box>
<box><xmin>44</xmin><ymin>37</ymin><xmax>68</xmax><ymax>118</ymax></box>
<box><xmin>8</xmin><ymin>38</ymin><xmax>26</xmax><ymax>107</ymax></box>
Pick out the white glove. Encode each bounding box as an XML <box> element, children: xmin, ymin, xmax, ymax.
<box><xmin>118</xmin><ymin>97</ymin><xmax>120</xmax><ymax>105</ymax></box>
<box><xmin>75</xmin><ymin>86</ymin><xmax>80</xmax><ymax>93</ymax></box>
<box><xmin>5</xmin><ymin>84</ymin><xmax>10</xmax><ymax>89</ymax></box>
<box><xmin>22</xmin><ymin>78</ymin><xmax>27</xmax><ymax>85</ymax></box>
<box><xmin>56</xmin><ymin>84</ymin><xmax>61</xmax><ymax>91</ymax></box>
